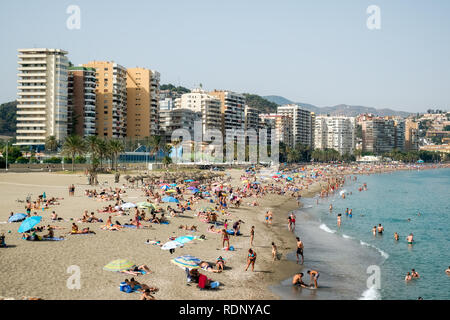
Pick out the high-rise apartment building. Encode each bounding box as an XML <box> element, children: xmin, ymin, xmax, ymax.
<box><xmin>83</xmin><ymin>61</ymin><xmax>127</xmax><ymax>138</ymax></box>
<box><xmin>314</xmin><ymin>116</ymin><xmax>356</xmax><ymax>155</ymax></box>
<box><xmin>160</xmin><ymin>108</ymin><xmax>201</xmax><ymax>142</ymax></box>
<box><xmin>362</xmin><ymin>118</ymin><xmax>399</xmax><ymax>154</ymax></box>
<box><xmin>179</xmin><ymin>89</ymin><xmax>222</xmax><ymax>135</ymax></box>
<box><xmin>67</xmin><ymin>66</ymin><xmax>97</xmax><ymax>137</ymax></box>
<box><xmin>394</xmin><ymin>119</ymin><xmax>405</xmax><ymax>151</ymax></box>
<box><xmin>405</xmin><ymin>119</ymin><xmax>419</xmax><ymax>151</ymax></box>
<box><xmin>16</xmin><ymin>48</ymin><xmax>69</xmax><ymax>147</ymax></box>
<box><xmin>259</xmin><ymin>113</ymin><xmax>293</xmax><ymax>147</ymax></box>
<box><xmin>126</xmin><ymin>68</ymin><xmax>160</xmax><ymax>138</ymax></box>
<box><xmin>209</xmin><ymin>90</ymin><xmax>245</xmax><ymax>133</ymax></box>
<box><xmin>244</xmin><ymin>106</ymin><xmax>260</xmax><ymax>131</ymax></box>
<box><xmin>277</xmin><ymin>104</ymin><xmax>313</xmax><ymax>147</ymax></box>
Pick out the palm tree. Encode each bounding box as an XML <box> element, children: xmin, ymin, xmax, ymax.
<box><xmin>147</xmin><ymin>135</ymin><xmax>162</xmax><ymax>163</ymax></box>
<box><xmin>62</xmin><ymin>135</ymin><xmax>85</xmax><ymax>171</ymax></box>
<box><xmin>45</xmin><ymin>136</ymin><xmax>59</xmax><ymax>152</ymax></box>
<box><xmin>161</xmin><ymin>143</ymin><xmax>173</xmax><ymax>168</ymax></box>
<box><xmin>108</xmin><ymin>139</ymin><xmax>124</xmax><ymax>171</ymax></box>
<box><xmin>171</xmin><ymin>138</ymin><xmax>181</xmax><ymax>164</ymax></box>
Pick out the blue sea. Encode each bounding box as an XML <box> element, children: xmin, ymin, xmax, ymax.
<box><xmin>271</xmin><ymin>168</ymin><xmax>450</xmax><ymax>300</ymax></box>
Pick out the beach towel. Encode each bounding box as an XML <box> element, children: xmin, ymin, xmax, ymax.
<box><xmin>226</xmin><ymin>230</ymin><xmax>241</xmax><ymax>236</ymax></box>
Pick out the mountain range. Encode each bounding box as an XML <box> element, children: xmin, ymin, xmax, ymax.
<box><xmin>263</xmin><ymin>95</ymin><xmax>412</xmax><ymax>117</ymax></box>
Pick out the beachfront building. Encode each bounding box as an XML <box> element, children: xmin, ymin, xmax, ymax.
<box><xmin>277</xmin><ymin>104</ymin><xmax>313</xmax><ymax>147</ymax></box>
<box><xmin>259</xmin><ymin>113</ymin><xmax>293</xmax><ymax>147</ymax></box>
<box><xmin>244</xmin><ymin>106</ymin><xmax>260</xmax><ymax>131</ymax></box>
<box><xmin>159</xmin><ymin>97</ymin><xmax>175</xmax><ymax>111</ymax></box>
<box><xmin>159</xmin><ymin>108</ymin><xmax>201</xmax><ymax>142</ymax></box>
<box><xmin>126</xmin><ymin>68</ymin><xmax>160</xmax><ymax>138</ymax></box>
<box><xmin>67</xmin><ymin>66</ymin><xmax>97</xmax><ymax>137</ymax></box>
<box><xmin>405</xmin><ymin>119</ymin><xmax>419</xmax><ymax>151</ymax></box>
<box><xmin>83</xmin><ymin>61</ymin><xmax>127</xmax><ymax>138</ymax></box>
<box><xmin>314</xmin><ymin>116</ymin><xmax>356</xmax><ymax>155</ymax></box>
<box><xmin>178</xmin><ymin>89</ymin><xmax>222</xmax><ymax>135</ymax></box>
<box><xmin>208</xmin><ymin>90</ymin><xmax>245</xmax><ymax>133</ymax></box>
<box><xmin>361</xmin><ymin>118</ymin><xmax>396</xmax><ymax>154</ymax></box>
<box><xmin>16</xmin><ymin>48</ymin><xmax>69</xmax><ymax>147</ymax></box>
<box><xmin>394</xmin><ymin>120</ymin><xmax>406</xmax><ymax>151</ymax></box>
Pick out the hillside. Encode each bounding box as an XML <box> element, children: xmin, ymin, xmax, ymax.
<box><xmin>243</xmin><ymin>94</ymin><xmax>278</xmax><ymax>114</ymax></box>
<box><xmin>0</xmin><ymin>101</ymin><xmax>17</xmax><ymax>135</ymax></box>
<box><xmin>263</xmin><ymin>96</ymin><xmax>411</xmax><ymax>117</ymax></box>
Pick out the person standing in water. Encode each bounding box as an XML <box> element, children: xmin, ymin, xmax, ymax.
<box><xmin>307</xmin><ymin>270</ymin><xmax>319</xmax><ymax>288</ymax></box>
<box><xmin>377</xmin><ymin>224</ymin><xmax>384</xmax><ymax>235</ymax></box>
<box><xmin>394</xmin><ymin>232</ymin><xmax>399</xmax><ymax>241</ymax></box>
<box><xmin>337</xmin><ymin>214</ymin><xmax>342</xmax><ymax>227</ymax></box>
<box><xmin>296</xmin><ymin>237</ymin><xmax>304</xmax><ymax>264</ymax></box>
<box><xmin>329</xmin><ymin>204</ymin><xmax>333</xmax><ymax>212</ymax></box>
<box><xmin>290</xmin><ymin>212</ymin><xmax>296</xmax><ymax>231</ymax></box>
<box><xmin>407</xmin><ymin>233</ymin><xmax>414</xmax><ymax>245</ymax></box>
<box><xmin>372</xmin><ymin>226</ymin><xmax>377</xmax><ymax>236</ymax></box>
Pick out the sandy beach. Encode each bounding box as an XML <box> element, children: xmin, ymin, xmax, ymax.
<box><xmin>0</xmin><ymin>169</ymin><xmax>323</xmax><ymax>300</ymax></box>
<box><xmin>1</xmin><ymin>163</ymin><xmax>447</xmax><ymax>300</ymax></box>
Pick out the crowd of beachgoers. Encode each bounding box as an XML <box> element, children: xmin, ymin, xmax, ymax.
<box><xmin>1</xmin><ymin>162</ymin><xmax>449</xmax><ymax>300</ymax></box>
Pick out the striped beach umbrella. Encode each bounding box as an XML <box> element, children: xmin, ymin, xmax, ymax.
<box><xmin>171</xmin><ymin>255</ymin><xmax>201</xmax><ymax>269</ymax></box>
<box><xmin>137</xmin><ymin>202</ymin><xmax>155</xmax><ymax>209</ymax></box>
<box><xmin>8</xmin><ymin>213</ymin><xmax>27</xmax><ymax>223</ymax></box>
<box><xmin>103</xmin><ymin>259</ymin><xmax>135</xmax><ymax>272</ymax></box>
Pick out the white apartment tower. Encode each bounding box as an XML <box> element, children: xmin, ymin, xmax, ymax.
<box><xmin>314</xmin><ymin>116</ymin><xmax>356</xmax><ymax>155</ymax></box>
<box><xmin>277</xmin><ymin>104</ymin><xmax>313</xmax><ymax>147</ymax></box>
<box><xmin>179</xmin><ymin>89</ymin><xmax>222</xmax><ymax>135</ymax></box>
<box><xmin>16</xmin><ymin>48</ymin><xmax>69</xmax><ymax>146</ymax></box>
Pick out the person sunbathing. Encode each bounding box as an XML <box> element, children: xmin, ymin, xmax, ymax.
<box><xmin>216</xmin><ymin>256</ymin><xmax>225</xmax><ymax>272</ymax></box>
<box><xmin>87</xmin><ymin>212</ymin><xmax>101</xmax><ymax>223</ymax></box>
<box><xmin>42</xmin><ymin>226</ymin><xmax>55</xmax><ymax>238</ymax></box>
<box><xmin>179</xmin><ymin>225</ymin><xmax>198</xmax><ymax>231</ymax></box>
<box><xmin>207</xmin><ymin>225</ymin><xmax>222</xmax><ymax>234</ymax></box>
<box><xmin>126</xmin><ymin>278</ymin><xmax>158</xmax><ymax>293</ymax></box>
<box><xmin>199</xmin><ymin>261</ymin><xmax>221</xmax><ymax>273</ymax></box>
<box><xmin>121</xmin><ymin>265</ymin><xmax>151</xmax><ymax>275</ymax></box>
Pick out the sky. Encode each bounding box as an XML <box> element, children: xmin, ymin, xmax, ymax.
<box><xmin>0</xmin><ymin>0</ymin><xmax>449</xmax><ymax>112</ymax></box>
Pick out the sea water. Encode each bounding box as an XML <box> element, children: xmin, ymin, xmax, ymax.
<box><xmin>271</xmin><ymin>168</ymin><xmax>450</xmax><ymax>300</ymax></box>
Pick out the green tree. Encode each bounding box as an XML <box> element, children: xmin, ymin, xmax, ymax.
<box><xmin>147</xmin><ymin>135</ymin><xmax>163</xmax><ymax>162</ymax></box>
<box><xmin>62</xmin><ymin>135</ymin><xmax>86</xmax><ymax>171</ymax></box>
<box><xmin>108</xmin><ymin>139</ymin><xmax>124</xmax><ymax>171</ymax></box>
<box><xmin>45</xmin><ymin>135</ymin><xmax>59</xmax><ymax>152</ymax></box>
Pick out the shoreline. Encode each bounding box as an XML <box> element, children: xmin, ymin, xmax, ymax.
<box><xmin>0</xmin><ymin>164</ymin><xmax>449</xmax><ymax>300</ymax></box>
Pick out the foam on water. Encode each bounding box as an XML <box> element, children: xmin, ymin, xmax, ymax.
<box><xmin>319</xmin><ymin>223</ymin><xmax>336</xmax><ymax>234</ymax></box>
<box><xmin>359</xmin><ymin>240</ymin><xmax>389</xmax><ymax>259</ymax></box>
<box><xmin>342</xmin><ymin>234</ymin><xmax>353</xmax><ymax>239</ymax></box>
<box><xmin>359</xmin><ymin>286</ymin><xmax>381</xmax><ymax>300</ymax></box>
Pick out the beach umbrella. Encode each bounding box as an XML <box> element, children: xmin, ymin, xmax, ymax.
<box><xmin>170</xmin><ymin>183</ymin><xmax>177</xmax><ymax>187</ymax></box>
<box><xmin>165</xmin><ymin>189</ymin><xmax>177</xmax><ymax>194</ymax></box>
<box><xmin>175</xmin><ymin>235</ymin><xmax>195</xmax><ymax>244</ymax></box>
<box><xmin>187</xmin><ymin>186</ymin><xmax>197</xmax><ymax>190</ymax></box>
<box><xmin>17</xmin><ymin>216</ymin><xmax>42</xmax><ymax>233</ymax></box>
<box><xmin>103</xmin><ymin>259</ymin><xmax>135</xmax><ymax>272</ymax></box>
<box><xmin>171</xmin><ymin>255</ymin><xmax>201</xmax><ymax>269</ymax></box>
<box><xmin>121</xmin><ymin>202</ymin><xmax>137</xmax><ymax>209</ymax></box>
<box><xmin>161</xmin><ymin>185</ymin><xmax>170</xmax><ymax>190</ymax></box>
<box><xmin>8</xmin><ymin>213</ymin><xmax>27</xmax><ymax>223</ymax></box>
<box><xmin>190</xmin><ymin>188</ymin><xmax>199</xmax><ymax>193</ymax></box>
<box><xmin>137</xmin><ymin>202</ymin><xmax>155</xmax><ymax>209</ymax></box>
<box><xmin>162</xmin><ymin>196</ymin><xmax>179</xmax><ymax>203</ymax></box>
<box><xmin>161</xmin><ymin>240</ymin><xmax>184</xmax><ymax>251</ymax></box>
<box><xmin>184</xmin><ymin>179</ymin><xmax>194</xmax><ymax>182</ymax></box>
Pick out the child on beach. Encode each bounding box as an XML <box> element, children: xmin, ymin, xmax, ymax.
<box><xmin>272</xmin><ymin>242</ymin><xmax>278</xmax><ymax>261</ymax></box>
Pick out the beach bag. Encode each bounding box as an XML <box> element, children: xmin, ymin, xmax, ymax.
<box><xmin>198</xmin><ymin>274</ymin><xmax>207</xmax><ymax>289</ymax></box>
<box><xmin>120</xmin><ymin>282</ymin><xmax>130</xmax><ymax>292</ymax></box>
<box><xmin>210</xmin><ymin>281</ymin><xmax>220</xmax><ymax>289</ymax></box>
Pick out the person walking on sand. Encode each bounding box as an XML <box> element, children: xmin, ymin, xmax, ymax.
<box><xmin>296</xmin><ymin>237</ymin><xmax>304</xmax><ymax>264</ymax></box>
<box><xmin>290</xmin><ymin>212</ymin><xmax>296</xmax><ymax>231</ymax></box>
<box><xmin>271</xmin><ymin>242</ymin><xmax>278</xmax><ymax>261</ymax></box>
<box><xmin>307</xmin><ymin>269</ymin><xmax>319</xmax><ymax>288</ymax></box>
<box><xmin>250</xmin><ymin>226</ymin><xmax>255</xmax><ymax>246</ymax></box>
<box><xmin>221</xmin><ymin>228</ymin><xmax>230</xmax><ymax>249</ymax></box>
<box><xmin>245</xmin><ymin>248</ymin><xmax>257</xmax><ymax>272</ymax></box>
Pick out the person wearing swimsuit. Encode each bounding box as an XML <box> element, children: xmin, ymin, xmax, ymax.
<box><xmin>307</xmin><ymin>269</ymin><xmax>319</xmax><ymax>288</ymax></box>
<box><xmin>245</xmin><ymin>249</ymin><xmax>256</xmax><ymax>272</ymax></box>
<box><xmin>222</xmin><ymin>229</ymin><xmax>230</xmax><ymax>248</ymax></box>
<box><xmin>377</xmin><ymin>224</ymin><xmax>384</xmax><ymax>235</ymax></box>
<box><xmin>296</xmin><ymin>237</ymin><xmax>304</xmax><ymax>264</ymax></box>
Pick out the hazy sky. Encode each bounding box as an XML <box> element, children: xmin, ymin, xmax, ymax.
<box><xmin>1</xmin><ymin>0</ymin><xmax>449</xmax><ymax>112</ymax></box>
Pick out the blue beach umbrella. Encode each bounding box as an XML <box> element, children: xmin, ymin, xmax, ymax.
<box><xmin>175</xmin><ymin>235</ymin><xmax>195</xmax><ymax>244</ymax></box>
<box><xmin>190</xmin><ymin>188</ymin><xmax>199</xmax><ymax>194</ymax></box>
<box><xmin>162</xmin><ymin>196</ymin><xmax>179</xmax><ymax>203</ymax></box>
<box><xmin>184</xmin><ymin>179</ymin><xmax>194</xmax><ymax>182</ymax></box>
<box><xmin>8</xmin><ymin>213</ymin><xmax>27</xmax><ymax>223</ymax></box>
<box><xmin>18</xmin><ymin>216</ymin><xmax>42</xmax><ymax>233</ymax></box>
